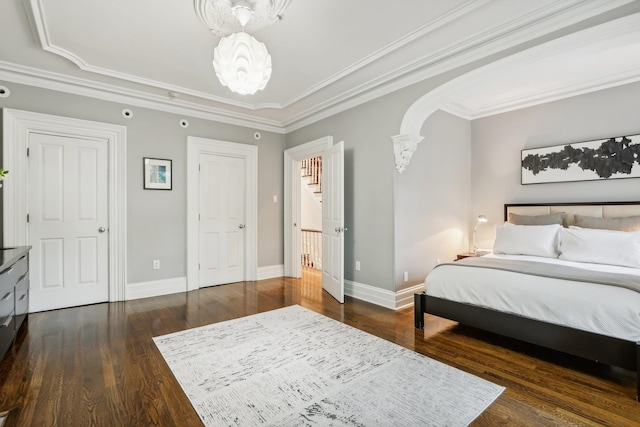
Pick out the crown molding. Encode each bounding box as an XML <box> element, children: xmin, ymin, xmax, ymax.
<box><xmin>24</xmin><ymin>0</ymin><xmax>263</xmax><ymax>111</ymax></box>
<box><xmin>279</xmin><ymin>0</ymin><xmax>490</xmax><ymax>108</ymax></box>
<box><xmin>0</xmin><ymin>61</ymin><xmax>287</xmax><ymax>133</ymax></box>
<box><xmin>23</xmin><ymin>0</ymin><xmax>487</xmax><ymax>112</ymax></box>
<box><xmin>283</xmin><ymin>0</ymin><xmax>635</xmax><ymax>131</ymax></box>
<box><xmin>447</xmin><ymin>68</ymin><xmax>640</xmax><ymax>120</ymax></box>
<box><xmin>14</xmin><ymin>0</ymin><xmax>639</xmax><ymax>134</ymax></box>
<box><xmin>441</xmin><ymin>12</ymin><xmax>640</xmax><ymax>120</ymax></box>
<box><xmin>393</xmin><ymin>11</ymin><xmax>640</xmax><ymax>174</ymax></box>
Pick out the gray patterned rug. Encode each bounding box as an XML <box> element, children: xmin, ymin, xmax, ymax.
<box><xmin>153</xmin><ymin>305</ymin><xmax>504</xmax><ymax>426</ymax></box>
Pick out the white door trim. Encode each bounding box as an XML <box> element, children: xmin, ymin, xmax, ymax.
<box><xmin>2</xmin><ymin>108</ymin><xmax>127</xmax><ymax>302</ymax></box>
<box><xmin>283</xmin><ymin>136</ymin><xmax>332</xmax><ymax>278</ymax></box>
<box><xmin>186</xmin><ymin>136</ymin><xmax>257</xmax><ymax>291</ymax></box>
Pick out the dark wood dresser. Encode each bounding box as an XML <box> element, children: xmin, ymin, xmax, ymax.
<box><xmin>0</xmin><ymin>247</ymin><xmax>31</xmax><ymax>361</ymax></box>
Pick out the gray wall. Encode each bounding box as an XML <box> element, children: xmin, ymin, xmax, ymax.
<box><xmin>285</xmin><ymin>71</ymin><xmax>465</xmax><ymax>292</ymax></box>
<box><xmin>3</xmin><ymin>7</ymin><xmax>634</xmax><ymax>295</ymax></box>
<box><xmin>394</xmin><ymin>110</ymin><xmax>471</xmax><ymax>290</ymax></box>
<box><xmin>286</xmin><ymin>74</ymin><xmax>640</xmax><ymax>294</ymax></box>
<box><xmin>0</xmin><ymin>81</ymin><xmax>285</xmax><ymax>284</ymax></box>
<box><xmin>286</xmin><ymin>101</ymin><xmax>398</xmax><ymax>291</ymax></box>
<box><xmin>470</xmin><ymin>81</ymin><xmax>640</xmax><ymax>248</ymax></box>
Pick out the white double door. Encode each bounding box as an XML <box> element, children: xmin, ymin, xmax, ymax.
<box><xmin>198</xmin><ymin>153</ymin><xmax>246</xmax><ymax>287</ymax></box>
<box><xmin>28</xmin><ymin>132</ymin><xmax>109</xmax><ymax>312</ymax></box>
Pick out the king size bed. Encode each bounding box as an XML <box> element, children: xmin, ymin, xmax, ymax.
<box><xmin>414</xmin><ymin>202</ymin><xmax>640</xmax><ymax>400</ymax></box>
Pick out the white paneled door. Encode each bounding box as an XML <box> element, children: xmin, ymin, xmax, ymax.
<box><xmin>28</xmin><ymin>132</ymin><xmax>109</xmax><ymax>312</ymax></box>
<box><xmin>321</xmin><ymin>141</ymin><xmax>344</xmax><ymax>303</ymax></box>
<box><xmin>199</xmin><ymin>153</ymin><xmax>246</xmax><ymax>287</ymax></box>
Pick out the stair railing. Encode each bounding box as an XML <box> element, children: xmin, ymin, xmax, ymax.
<box><xmin>301</xmin><ymin>228</ymin><xmax>322</xmax><ymax>269</ymax></box>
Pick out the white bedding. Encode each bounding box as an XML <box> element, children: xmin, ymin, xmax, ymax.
<box><xmin>425</xmin><ymin>253</ymin><xmax>640</xmax><ymax>342</ymax></box>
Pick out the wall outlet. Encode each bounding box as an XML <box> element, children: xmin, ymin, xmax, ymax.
<box><xmin>436</xmin><ymin>258</ymin><xmax>441</xmax><ymax>265</ymax></box>
<box><xmin>273</xmin><ymin>195</ymin><xmax>278</xmax><ymax>203</ymax></box>
<box><xmin>153</xmin><ymin>259</ymin><xmax>160</xmax><ymax>270</ymax></box>
<box><xmin>403</xmin><ymin>271</ymin><xmax>409</xmax><ymax>282</ymax></box>
<box><xmin>355</xmin><ymin>261</ymin><xmax>361</xmax><ymax>271</ymax></box>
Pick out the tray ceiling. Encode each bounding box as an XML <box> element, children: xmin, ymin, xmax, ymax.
<box><xmin>0</xmin><ymin>0</ymin><xmax>639</xmax><ymax>132</ymax></box>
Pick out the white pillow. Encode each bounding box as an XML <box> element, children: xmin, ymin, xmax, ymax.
<box><xmin>493</xmin><ymin>223</ymin><xmax>561</xmax><ymax>258</ymax></box>
<box><xmin>559</xmin><ymin>227</ymin><xmax>640</xmax><ymax>268</ymax></box>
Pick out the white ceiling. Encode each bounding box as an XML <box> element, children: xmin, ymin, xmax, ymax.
<box><xmin>1</xmin><ymin>0</ymin><xmax>640</xmax><ymax>133</ymax></box>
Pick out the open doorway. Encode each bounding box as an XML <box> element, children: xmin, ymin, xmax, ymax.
<box><xmin>284</xmin><ymin>136</ymin><xmax>344</xmax><ymax>303</ymax></box>
<box><xmin>300</xmin><ymin>157</ymin><xmax>322</xmax><ymax>279</ymax></box>
<box><xmin>284</xmin><ymin>136</ymin><xmax>332</xmax><ymax>279</ymax></box>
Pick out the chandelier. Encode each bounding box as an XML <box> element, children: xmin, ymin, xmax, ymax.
<box><xmin>195</xmin><ymin>0</ymin><xmax>290</xmax><ymax>95</ymax></box>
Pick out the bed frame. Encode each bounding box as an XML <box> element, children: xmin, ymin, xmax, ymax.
<box><xmin>414</xmin><ymin>201</ymin><xmax>640</xmax><ymax>401</ymax></box>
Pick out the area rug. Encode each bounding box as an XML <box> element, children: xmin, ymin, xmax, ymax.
<box><xmin>153</xmin><ymin>305</ymin><xmax>504</xmax><ymax>426</ymax></box>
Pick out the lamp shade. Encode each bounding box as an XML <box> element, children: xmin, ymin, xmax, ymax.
<box><xmin>213</xmin><ymin>32</ymin><xmax>272</xmax><ymax>95</ymax></box>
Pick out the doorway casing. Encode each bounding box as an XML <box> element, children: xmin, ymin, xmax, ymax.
<box><xmin>186</xmin><ymin>136</ymin><xmax>257</xmax><ymax>291</ymax></box>
<box><xmin>284</xmin><ymin>136</ymin><xmax>332</xmax><ymax>278</ymax></box>
<box><xmin>2</xmin><ymin>108</ymin><xmax>127</xmax><ymax>303</ymax></box>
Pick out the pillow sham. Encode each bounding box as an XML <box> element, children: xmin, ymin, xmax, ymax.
<box><xmin>508</xmin><ymin>212</ymin><xmax>567</xmax><ymax>226</ymax></box>
<box><xmin>493</xmin><ymin>223</ymin><xmax>561</xmax><ymax>258</ymax></box>
<box><xmin>573</xmin><ymin>214</ymin><xmax>640</xmax><ymax>232</ymax></box>
<box><xmin>559</xmin><ymin>227</ymin><xmax>640</xmax><ymax>268</ymax></box>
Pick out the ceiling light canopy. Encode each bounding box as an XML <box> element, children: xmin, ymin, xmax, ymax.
<box><xmin>196</xmin><ymin>0</ymin><xmax>287</xmax><ymax>95</ymax></box>
<box><xmin>194</xmin><ymin>0</ymin><xmax>291</xmax><ymax>36</ymax></box>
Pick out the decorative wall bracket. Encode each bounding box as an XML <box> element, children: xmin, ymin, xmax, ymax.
<box><xmin>391</xmin><ymin>133</ymin><xmax>424</xmax><ymax>173</ymax></box>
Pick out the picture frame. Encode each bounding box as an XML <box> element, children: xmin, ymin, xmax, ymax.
<box><xmin>143</xmin><ymin>157</ymin><xmax>172</xmax><ymax>190</ymax></box>
<box><xmin>521</xmin><ymin>134</ymin><xmax>640</xmax><ymax>185</ymax></box>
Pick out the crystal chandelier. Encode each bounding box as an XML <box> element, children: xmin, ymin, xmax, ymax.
<box><xmin>195</xmin><ymin>0</ymin><xmax>290</xmax><ymax>95</ymax></box>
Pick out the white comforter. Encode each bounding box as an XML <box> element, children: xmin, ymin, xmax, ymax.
<box><xmin>425</xmin><ymin>253</ymin><xmax>640</xmax><ymax>342</ymax></box>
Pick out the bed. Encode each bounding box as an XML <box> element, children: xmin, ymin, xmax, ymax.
<box><xmin>414</xmin><ymin>202</ymin><xmax>640</xmax><ymax>401</ymax></box>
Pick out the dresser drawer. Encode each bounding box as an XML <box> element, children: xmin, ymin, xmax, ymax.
<box><xmin>15</xmin><ymin>273</ymin><xmax>29</xmax><ymax>316</ymax></box>
<box><xmin>0</xmin><ymin>285</ymin><xmax>13</xmax><ymax>319</ymax></box>
<box><xmin>0</xmin><ymin>310</ymin><xmax>15</xmax><ymax>354</ymax></box>
<box><xmin>0</xmin><ymin>255</ymin><xmax>28</xmax><ymax>288</ymax></box>
<box><xmin>0</xmin><ymin>249</ymin><xmax>30</xmax><ymax>362</ymax></box>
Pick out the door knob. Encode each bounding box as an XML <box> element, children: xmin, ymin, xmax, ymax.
<box><xmin>98</xmin><ymin>227</ymin><xmax>106</xmax><ymax>233</ymax></box>
<box><xmin>238</xmin><ymin>224</ymin><xmax>246</xmax><ymax>229</ymax></box>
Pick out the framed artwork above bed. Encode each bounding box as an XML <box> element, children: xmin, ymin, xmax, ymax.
<box><xmin>521</xmin><ymin>134</ymin><xmax>640</xmax><ymax>184</ymax></box>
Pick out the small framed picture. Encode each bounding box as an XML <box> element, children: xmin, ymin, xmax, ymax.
<box><xmin>143</xmin><ymin>157</ymin><xmax>172</xmax><ymax>190</ymax></box>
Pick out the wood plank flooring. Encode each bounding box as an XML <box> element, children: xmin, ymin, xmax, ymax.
<box><xmin>1</xmin><ymin>268</ymin><xmax>640</xmax><ymax>426</ymax></box>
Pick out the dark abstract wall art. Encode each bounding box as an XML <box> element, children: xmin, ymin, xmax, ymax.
<box><xmin>521</xmin><ymin>134</ymin><xmax>640</xmax><ymax>184</ymax></box>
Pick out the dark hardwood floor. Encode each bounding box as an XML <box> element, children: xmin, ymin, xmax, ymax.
<box><xmin>1</xmin><ymin>268</ymin><xmax>640</xmax><ymax>426</ymax></box>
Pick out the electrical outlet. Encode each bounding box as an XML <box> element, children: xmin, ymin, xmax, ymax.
<box><xmin>436</xmin><ymin>258</ymin><xmax>441</xmax><ymax>265</ymax></box>
<box><xmin>403</xmin><ymin>271</ymin><xmax>409</xmax><ymax>282</ymax></box>
<box><xmin>153</xmin><ymin>259</ymin><xmax>160</xmax><ymax>270</ymax></box>
<box><xmin>273</xmin><ymin>195</ymin><xmax>278</xmax><ymax>203</ymax></box>
<box><xmin>355</xmin><ymin>261</ymin><xmax>361</xmax><ymax>271</ymax></box>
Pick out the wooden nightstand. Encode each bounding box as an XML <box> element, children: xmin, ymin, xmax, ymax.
<box><xmin>455</xmin><ymin>251</ymin><xmax>490</xmax><ymax>261</ymax></box>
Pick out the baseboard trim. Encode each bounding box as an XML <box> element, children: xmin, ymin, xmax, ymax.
<box><xmin>123</xmin><ymin>272</ymin><xmax>421</xmax><ymax>309</ymax></box>
<box><xmin>257</xmin><ymin>264</ymin><xmax>284</xmax><ymax>280</ymax></box>
<box><xmin>396</xmin><ymin>283</ymin><xmax>425</xmax><ymax>310</ymax></box>
<box><xmin>345</xmin><ymin>280</ymin><xmax>424</xmax><ymax>310</ymax></box>
<box><xmin>127</xmin><ymin>277</ymin><xmax>187</xmax><ymax>301</ymax></box>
